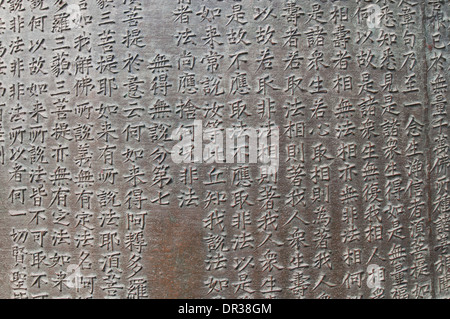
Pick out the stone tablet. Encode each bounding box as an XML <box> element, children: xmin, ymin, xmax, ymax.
<box><xmin>0</xmin><ymin>0</ymin><xmax>448</xmax><ymax>299</ymax></box>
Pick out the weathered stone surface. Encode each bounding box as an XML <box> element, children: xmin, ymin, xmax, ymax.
<box><xmin>0</xmin><ymin>0</ymin><xmax>448</xmax><ymax>299</ymax></box>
